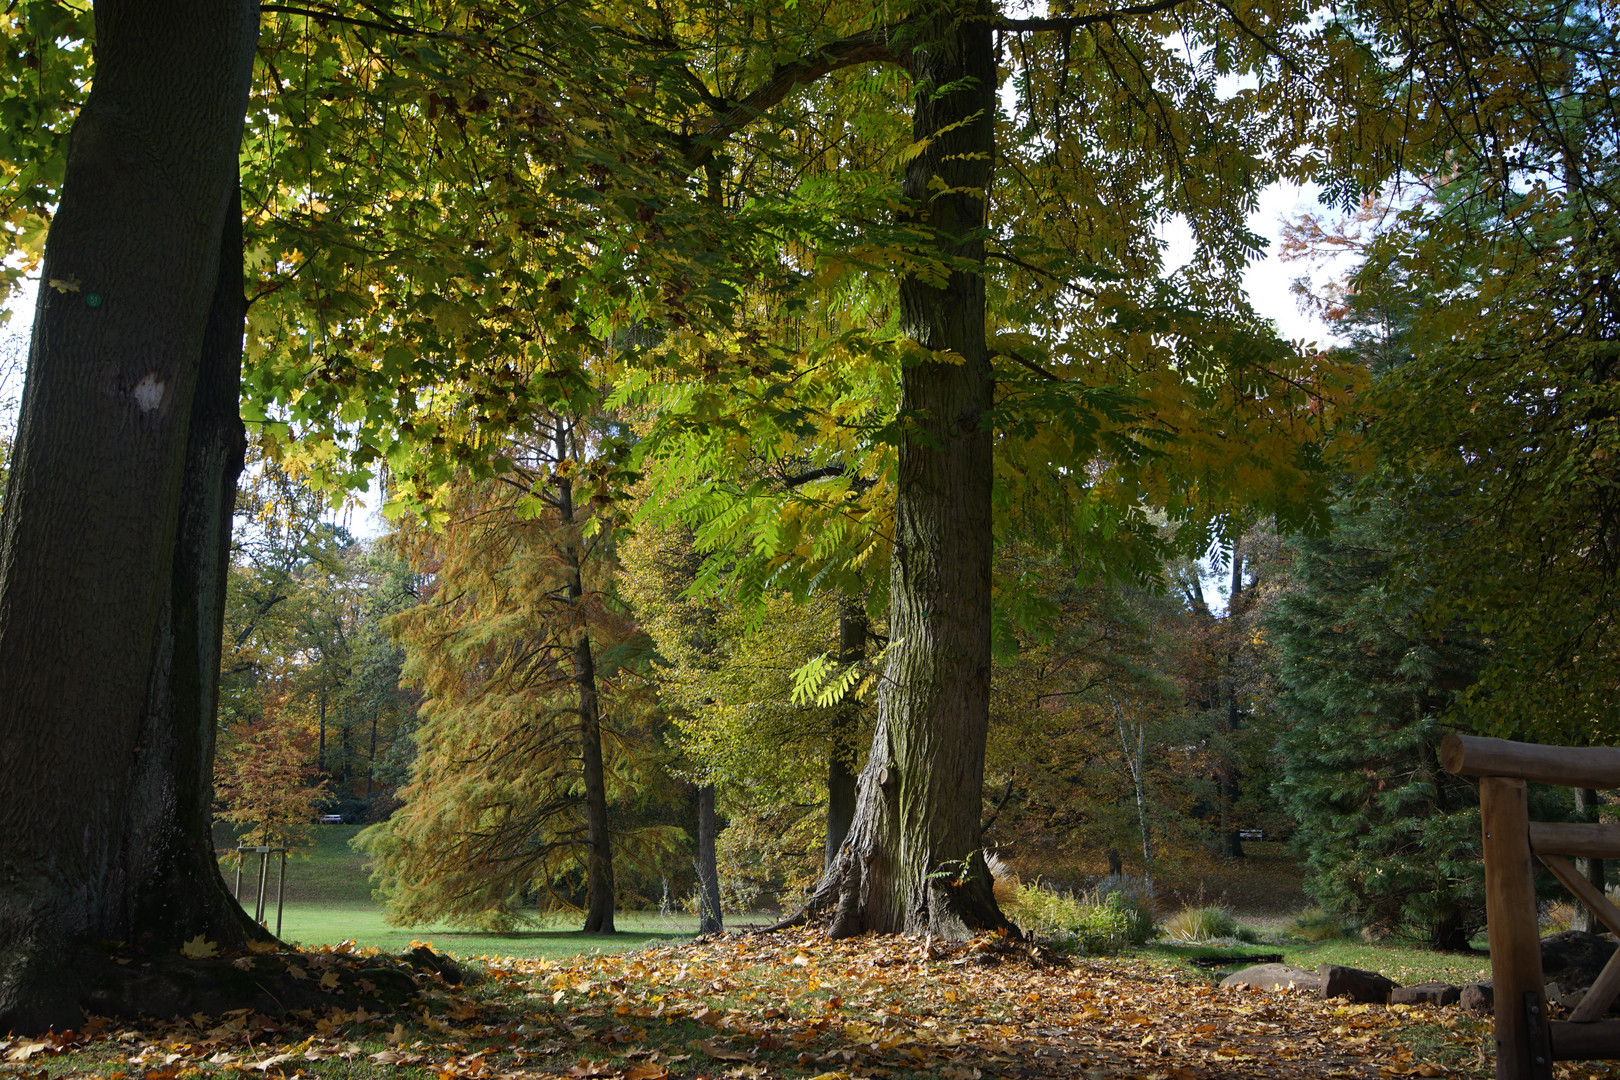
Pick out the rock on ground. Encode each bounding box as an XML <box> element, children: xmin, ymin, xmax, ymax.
<box><xmin>1539</xmin><ymin>930</ymin><xmax>1616</xmax><ymax>988</ymax></box>
<box><xmin>1391</xmin><ymin>982</ymin><xmax>1461</xmax><ymax>1006</ymax></box>
<box><xmin>1219</xmin><ymin>963</ymin><xmax>1322</xmax><ymax>992</ymax></box>
<box><xmin>1319</xmin><ymin>964</ymin><xmax>1394</xmax><ymax>1004</ymax></box>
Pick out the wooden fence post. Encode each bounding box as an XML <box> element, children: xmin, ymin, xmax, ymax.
<box><xmin>1481</xmin><ymin>776</ymin><xmax>1552</xmax><ymax>1080</ymax></box>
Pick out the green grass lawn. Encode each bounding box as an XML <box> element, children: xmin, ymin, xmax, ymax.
<box><xmin>274</xmin><ymin>902</ymin><xmax>745</xmax><ymax>960</ymax></box>
<box><xmin>219</xmin><ymin>823</ymin><xmax>376</xmax><ymax>905</ymax></box>
<box><xmin>223</xmin><ymin>823</ymin><xmax>779</xmax><ymax>961</ymax></box>
<box><xmin>1144</xmin><ymin>938</ymin><xmax>1493</xmax><ymax>987</ymax></box>
<box><xmin>231</xmin><ymin>823</ymin><xmax>1490</xmax><ymax>986</ymax></box>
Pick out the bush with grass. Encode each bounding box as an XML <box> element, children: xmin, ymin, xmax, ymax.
<box><xmin>1003</xmin><ymin>875</ymin><xmax>1155</xmax><ymax>954</ymax></box>
<box><xmin>1162</xmin><ymin>905</ymin><xmax>1242</xmax><ymax>943</ymax></box>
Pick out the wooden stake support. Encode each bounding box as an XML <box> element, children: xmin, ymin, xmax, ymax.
<box><xmin>233</xmin><ymin>844</ymin><xmax>288</xmax><ymax>938</ymax></box>
<box><xmin>1443</xmin><ymin>735</ymin><xmax>1620</xmax><ymax>1077</ymax></box>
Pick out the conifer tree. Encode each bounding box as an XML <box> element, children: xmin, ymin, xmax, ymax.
<box><xmin>1270</xmin><ymin>496</ymin><xmax>1489</xmax><ymax>949</ymax></box>
<box><xmin>360</xmin><ymin>412</ymin><xmax>671</xmax><ymax>932</ymax></box>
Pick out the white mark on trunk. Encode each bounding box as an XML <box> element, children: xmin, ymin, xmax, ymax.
<box><xmin>132</xmin><ymin>373</ymin><xmax>165</xmax><ymax>412</ymax></box>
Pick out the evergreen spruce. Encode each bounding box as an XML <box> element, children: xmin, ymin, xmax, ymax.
<box><xmin>1270</xmin><ymin>497</ymin><xmax>1488</xmax><ymax>950</ymax></box>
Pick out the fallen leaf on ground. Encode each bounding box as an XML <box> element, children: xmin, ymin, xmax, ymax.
<box><xmin>179</xmin><ymin>936</ymin><xmax>218</xmax><ymax>960</ymax></box>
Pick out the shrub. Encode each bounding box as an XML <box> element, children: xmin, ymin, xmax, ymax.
<box><xmin>1290</xmin><ymin>907</ymin><xmax>1355</xmax><ymax>942</ymax></box>
<box><xmin>1540</xmin><ymin>899</ymin><xmax>1576</xmax><ymax>934</ymax></box>
<box><xmin>1163</xmin><ymin>905</ymin><xmax>1239</xmax><ymax>943</ymax></box>
<box><xmin>1006</xmin><ymin>878</ymin><xmax>1155</xmax><ymax>954</ymax></box>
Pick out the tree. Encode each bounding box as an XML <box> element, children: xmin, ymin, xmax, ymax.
<box><xmin>595</xmin><ymin>0</ymin><xmax>1358</xmax><ymax>938</ymax></box>
<box><xmin>189</xmin><ymin>0</ymin><xmax>1352</xmax><ymax>943</ymax></box>
<box><xmin>1270</xmin><ymin>494</ymin><xmax>1490</xmax><ymax>949</ymax></box>
<box><xmin>215</xmin><ymin>701</ymin><xmax>329</xmax><ymax>851</ymax></box>
<box><xmin>983</xmin><ymin>547</ymin><xmax>1199</xmax><ymax>894</ymax></box>
<box><xmin>361</xmin><ymin>414</ymin><xmax>669</xmax><ymax>932</ymax></box>
<box><xmin>221</xmin><ymin>467</ymin><xmax>420</xmax><ymax>807</ymax></box>
<box><xmin>0</xmin><ymin>0</ymin><xmax>260</xmax><ymax>1030</ymax></box>
<box><xmin>620</xmin><ymin>508</ymin><xmax>879</xmax><ymax>911</ymax></box>
<box><xmin>1294</xmin><ymin>0</ymin><xmax>1620</xmax><ymax>743</ymax></box>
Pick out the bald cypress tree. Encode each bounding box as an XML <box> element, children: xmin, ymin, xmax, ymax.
<box><xmin>359</xmin><ymin>418</ymin><xmax>672</xmax><ymax>932</ymax></box>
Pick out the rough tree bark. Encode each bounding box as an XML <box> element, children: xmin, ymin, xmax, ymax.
<box><xmin>0</xmin><ymin>0</ymin><xmax>260</xmax><ymax>1032</ymax></box>
<box><xmin>121</xmin><ymin>184</ymin><xmax>257</xmax><ymax>952</ymax></box>
<box><xmin>803</xmin><ymin>0</ymin><xmax>1010</xmax><ymax>939</ymax></box>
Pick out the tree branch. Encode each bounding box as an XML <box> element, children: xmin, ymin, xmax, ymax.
<box><xmin>691</xmin><ymin>25</ymin><xmax>910</xmax><ymax>163</ymax></box>
<box><xmin>996</xmin><ymin>0</ymin><xmax>1192</xmax><ymax>32</ymax></box>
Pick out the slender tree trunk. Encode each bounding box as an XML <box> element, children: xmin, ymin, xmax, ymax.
<box><xmin>558</xmin><ymin>471</ymin><xmax>615</xmax><ymax>934</ymax></box>
<box><xmin>1219</xmin><ymin>541</ymin><xmax>1244</xmax><ymax>859</ymax></box>
<box><xmin>366</xmin><ymin>714</ymin><xmax>378</xmax><ymax>799</ymax></box>
<box><xmin>825</xmin><ymin>605</ymin><xmax>865</xmax><ymax>874</ymax></box>
<box><xmin>1114</xmin><ymin>699</ymin><xmax>1154</xmax><ymax>896</ymax></box>
<box><xmin>808</xmin><ymin>1</ymin><xmax>1008</xmax><ymax>939</ymax></box>
<box><xmin>1573</xmin><ymin>787</ymin><xmax>1606</xmax><ymax>933</ymax></box>
<box><xmin>696</xmin><ymin>784</ymin><xmax>723</xmax><ymax>934</ymax></box>
<box><xmin>1219</xmin><ymin>722</ymin><xmax>1245</xmax><ymax>859</ymax></box>
<box><xmin>318</xmin><ymin>691</ymin><xmax>327</xmax><ymax>773</ymax></box>
<box><xmin>0</xmin><ymin>0</ymin><xmax>259</xmax><ymax>1032</ymax></box>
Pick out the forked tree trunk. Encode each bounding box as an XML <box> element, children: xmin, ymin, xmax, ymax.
<box><xmin>0</xmin><ymin>0</ymin><xmax>259</xmax><ymax>1033</ymax></box>
<box><xmin>806</xmin><ymin>1</ymin><xmax>1009</xmax><ymax>940</ymax></box>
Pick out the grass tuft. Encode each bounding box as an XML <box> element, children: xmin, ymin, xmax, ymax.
<box><xmin>1163</xmin><ymin>905</ymin><xmax>1243</xmax><ymax>943</ymax></box>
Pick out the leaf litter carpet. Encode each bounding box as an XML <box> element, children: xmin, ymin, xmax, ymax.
<box><xmin>4</xmin><ymin>928</ymin><xmax>1595</xmax><ymax>1080</ymax></box>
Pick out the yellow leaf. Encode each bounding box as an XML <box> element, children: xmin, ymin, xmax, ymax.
<box><xmin>181</xmin><ymin>935</ymin><xmax>219</xmax><ymax>959</ymax></box>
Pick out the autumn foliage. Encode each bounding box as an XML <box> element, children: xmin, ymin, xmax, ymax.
<box><xmin>214</xmin><ymin>695</ymin><xmax>328</xmax><ymax>851</ymax></box>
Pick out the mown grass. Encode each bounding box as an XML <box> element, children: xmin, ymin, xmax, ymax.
<box><xmin>217</xmin><ymin>823</ymin><xmax>781</xmax><ymax>961</ymax></box>
<box><xmin>276</xmin><ymin>902</ymin><xmax>764</xmax><ymax>960</ymax></box>
<box><xmin>1145</xmin><ymin>938</ymin><xmax>1493</xmax><ymax>987</ymax></box>
<box><xmin>235</xmin><ymin>825</ymin><xmax>1489</xmax><ymax>992</ymax></box>
<box><xmin>217</xmin><ymin>823</ymin><xmax>374</xmax><ymax>905</ymax></box>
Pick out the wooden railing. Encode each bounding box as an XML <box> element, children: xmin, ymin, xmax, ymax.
<box><xmin>1442</xmin><ymin>734</ymin><xmax>1620</xmax><ymax>1079</ymax></box>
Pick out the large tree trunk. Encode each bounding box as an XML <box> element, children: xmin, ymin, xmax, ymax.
<box><xmin>120</xmin><ymin>184</ymin><xmax>256</xmax><ymax>953</ymax></box>
<box><xmin>0</xmin><ymin>0</ymin><xmax>259</xmax><ymax>1033</ymax></box>
<box><xmin>558</xmin><ymin>471</ymin><xmax>616</xmax><ymax>934</ymax></box>
<box><xmin>809</xmin><ymin>1</ymin><xmax>1008</xmax><ymax>940</ymax></box>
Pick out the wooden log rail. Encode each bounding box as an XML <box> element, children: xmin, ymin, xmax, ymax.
<box><xmin>1442</xmin><ymin>733</ymin><xmax>1620</xmax><ymax>1080</ymax></box>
